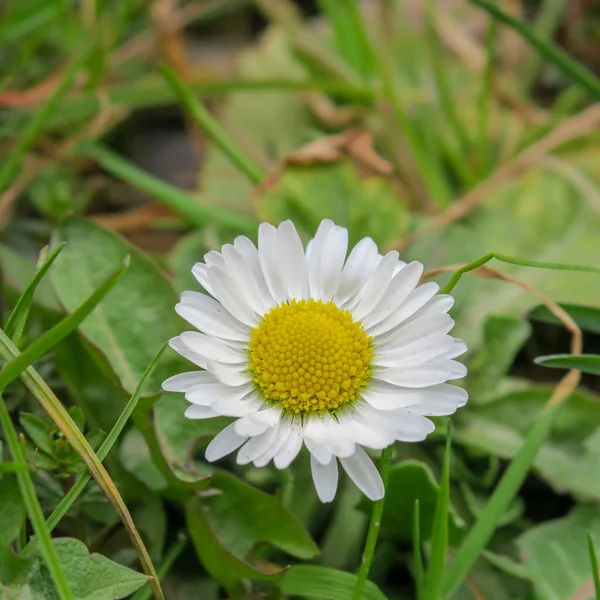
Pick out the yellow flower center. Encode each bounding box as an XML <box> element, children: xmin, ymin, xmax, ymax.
<box><xmin>248</xmin><ymin>299</ymin><xmax>373</xmax><ymax>414</ymax></box>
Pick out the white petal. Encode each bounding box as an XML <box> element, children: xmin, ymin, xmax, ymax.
<box><xmin>378</xmin><ymin>313</ymin><xmax>454</xmax><ymax>352</ymax></box>
<box><xmin>162</xmin><ymin>371</ymin><xmax>212</xmax><ymax>392</ymax></box>
<box><xmin>169</xmin><ymin>336</ymin><xmax>207</xmax><ymax>369</ymax></box>
<box><xmin>180</xmin><ymin>331</ymin><xmax>245</xmax><ymax>364</ymax></box>
<box><xmin>186</xmin><ymin>382</ymin><xmax>253</xmax><ymax>406</ymax></box>
<box><xmin>361</xmin><ymin>381</ymin><xmax>424</xmax><ymax>410</ymax></box>
<box><xmin>206</xmin><ymin>361</ymin><xmax>251</xmax><ymax>386</ymax></box>
<box><xmin>237</xmin><ymin>426</ymin><xmax>280</xmax><ymax>465</ymax></box>
<box><xmin>258</xmin><ymin>222</ymin><xmax>287</xmax><ymax>303</ymax></box>
<box><xmin>340</xmin><ymin>447</ymin><xmax>384</xmax><ymax>501</ymax></box>
<box><xmin>233</xmin><ymin>235</ymin><xmax>274</xmax><ymax>307</ymax></box>
<box><xmin>205</xmin><ymin>422</ymin><xmax>248</xmax><ymax>462</ymax></box>
<box><xmin>177</xmin><ymin>292</ymin><xmax>250</xmax><ymax>341</ymax></box>
<box><xmin>369</xmin><ymin>282</ymin><xmax>440</xmax><ymax>337</ymax></box>
<box><xmin>274</xmin><ymin>419</ymin><xmax>303</xmax><ymax>469</ymax></box>
<box><xmin>335</xmin><ymin>237</ymin><xmax>379</xmax><ymax>305</ymax></box>
<box><xmin>441</xmin><ymin>338</ymin><xmax>468</xmax><ymax>359</ymax></box>
<box><xmin>409</xmin><ymin>383</ymin><xmax>469</xmax><ymax>415</ymax></box>
<box><xmin>318</xmin><ymin>226</ymin><xmax>349</xmax><ymax>301</ymax></box>
<box><xmin>404</xmin><ymin>294</ymin><xmax>455</xmax><ymax>325</ymax></box>
<box><xmin>254</xmin><ymin>416</ymin><xmax>293</xmax><ymax>467</ymax></box>
<box><xmin>204</xmin><ymin>250</ymin><xmax>225</xmax><ymax>269</ymax></box>
<box><xmin>191</xmin><ymin>263</ymin><xmax>214</xmax><ymax>296</ymax></box>
<box><xmin>376</xmin><ymin>358</ymin><xmax>466</xmax><ymax>388</ymax></box>
<box><xmin>362</xmin><ymin>261</ymin><xmax>423</xmax><ymax>329</ymax></box>
<box><xmin>311</xmin><ymin>454</ymin><xmax>338</xmax><ymax>503</ymax></box>
<box><xmin>390</xmin><ymin>409</ymin><xmax>435</xmax><ymax>441</ymax></box>
<box><xmin>208</xmin><ymin>267</ymin><xmax>258</xmax><ymax>327</ymax></box>
<box><xmin>307</xmin><ymin>220</ymin><xmax>335</xmax><ymax>299</ymax></box>
<box><xmin>373</xmin><ymin>334</ymin><xmax>455</xmax><ymax>368</ymax></box>
<box><xmin>185</xmin><ymin>404</ymin><xmax>219</xmax><ymax>419</ymax></box>
<box><xmin>305</xmin><ymin>438</ymin><xmax>333</xmax><ymax>465</ymax></box>
<box><xmin>277</xmin><ymin>221</ymin><xmax>307</xmax><ymax>300</ymax></box>
<box><xmin>213</xmin><ymin>389</ymin><xmax>262</xmax><ymax>417</ymax></box>
<box><xmin>351</xmin><ymin>251</ymin><xmax>399</xmax><ymax>321</ymax></box>
<box><xmin>322</xmin><ymin>413</ymin><xmax>355</xmax><ymax>458</ymax></box>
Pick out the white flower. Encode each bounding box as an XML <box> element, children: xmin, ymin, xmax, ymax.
<box><xmin>163</xmin><ymin>220</ymin><xmax>468</xmax><ymax>502</ymax></box>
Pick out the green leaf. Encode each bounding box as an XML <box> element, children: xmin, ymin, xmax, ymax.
<box><xmin>186</xmin><ymin>471</ymin><xmax>318</xmax><ymax>587</ymax></box>
<box><xmin>51</xmin><ymin>217</ymin><xmax>184</xmax><ymax>395</ymax></box>
<box><xmin>19</xmin><ymin>413</ymin><xmax>53</xmax><ymax>455</ymax></box>
<box><xmin>516</xmin><ymin>506</ymin><xmax>600</xmax><ymax>600</ymax></box>
<box><xmin>467</xmin><ymin>315</ymin><xmax>531</xmax><ymax>402</ymax></box>
<box><xmin>535</xmin><ymin>354</ymin><xmax>600</xmax><ymax>376</ymax></box>
<box><xmin>360</xmin><ymin>460</ymin><xmax>463</xmax><ymax>544</ymax></box>
<box><xmin>5</xmin><ymin>244</ymin><xmax>64</xmax><ymax>345</ymax></box>
<box><xmin>281</xmin><ymin>565</ymin><xmax>388</xmax><ymax>600</ymax></box>
<box><xmin>24</xmin><ymin>537</ymin><xmax>148</xmax><ymax>600</ymax></box>
<box><xmin>455</xmin><ymin>387</ymin><xmax>600</xmax><ymax>500</ymax></box>
<box><xmin>0</xmin><ymin>474</ymin><xmax>25</xmax><ymax>553</ymax></box>
<box><xmin>258</xmin><ymin>161</ymin><xmax>407</xmax><ymax>249</ymax></box>
<box><xmin>528</xmin><ymin>302</ymin><xmax>600</xmax><ymax>335</ymax></box>
<box><xmin>588</xmin><ymin>532</ymin><xmax>600</xmax><ymax>600</ymax></box>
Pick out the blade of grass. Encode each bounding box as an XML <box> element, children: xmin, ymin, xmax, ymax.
<box><xmin>413</xmin><ymin>499</ymin><xmax>424</xmax><ymax>600</ymax></box>
<box><xmin>470</xmin><ymin>0</ymin><xmax>600</xmax><ymax>101</ymax></box>
<box><xmin>43</xmin><ymin>344</ymin><xmax>167</xmax><ymax>535</ymax></box>
<box><xmin>0</xmin><ymin>330</ymin><xmax>164</xmax><ymax>600</ymax></box>
<box><xmin>78</xmin><ymin>141</ymin><xmax>258</xmax><ymax>235</ymax></box>
<box><xmin>587</xmin><ymin>532</ymin><xmax>600</xmax><ymax>600</ymax></box>
<box><xmin>0</xmin><ymin>395</ymin><xmax>73</xmax><ymax>599</ymax></box>
<box><xmin>534</xmin><ymin>353</ymin><xmax>600</xmax><ymax>376</ymax></box>
<box><xmin>440</xmin><ymin>252</ymin><xmax>600</xmax><ymax>295</ymax></box>
<box><xmin>131</xmin><ymin>533</ymin><xmax>188</xmax><ymax>600</ymax></box>
<box><xmin>351</xmin><ymin>446</ymin><xmax>394</xmax><ymax>600</ymax></box>
<box><xmin>424</xmin><ymin>426</ymin><xmax>451</xmax><ymax>600</ymax></box>
<box><xmin>0</xmin><ymin>49</ymin><xmax>88</xmax><ymax>193</ymax></box>
<box><xmin>4</xmin><ymin>244</ymin><xmax>65</xmax><ymax>345</ymax></box>
<box><xmin>443</xmin><ymin>398</ymin><xmax>563</xmax><ymax>598</ymax></box>
<box><xmin>0</xmin><ymin>257</ymin><xmax>129</xmax><ymax>392</ymax></box>
<box><xmin>160</xmin><ymin>65</ymin><xmax>265</xmax><ymax>185</ymax></box>
<box><xmin>521</xmin><ymin>0</ymin><xmax>569</xmax><ymax>94</ymax></box>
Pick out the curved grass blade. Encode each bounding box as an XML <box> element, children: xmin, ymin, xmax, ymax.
<box><xmin>0</xmin><ymin>257</ymin><xmax>129</xmax><ymax>392</ymax></box>
<box><xmin>160</xmin><ymin>65</ymin><xmax>265</xmax><ymax>185</ymax></box>
<box><xmin>587</xmin><ymin>532</ymin><xmax>600</xmax><ymax>600</ymax></box>
<box><xmin>79</xmin><ymin>141</ymin><xmax>257</xmax><ymax>235</ymax></box>
<box><xmin>0</xmin><ymin>330</ymin><xmax>164</xmax><ymax>600</ymax></box>
<box><xmin>469</xmin><ymin>0</ymin><xmax>600</xmax><ymax>101</ymax></box>
<box><xmin>5</xmin><ymin>243</ymin><xmax>65</xmax><ymax>345</ymax></box>
<box><xmin>0</xmin><ymin>395</ymin><xmax>73</xmax><ymax>599</ymax></box>
<box><xmin>534</xmin><ymin>354</ymin><xmax>600</xmax><ymax>376</ymax></box>
<box><xmin>413</xmin><ymin>499</ymin><xmax>424</xmax><ymax>600</ymax></box>
<box><xmin>44</xmin><ymin>344</ymin><xmax>167</xmax><ymax>535</ymax></box>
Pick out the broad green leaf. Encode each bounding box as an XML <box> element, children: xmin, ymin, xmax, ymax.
<box><xmin>0</xmin><ymin>475</ymin><xmax>25</xmax><ymax>566</ymax></box>
<box><xmin>455</xmin><ymin>387</ymin><xmax>600</xmax><ymax>499</ymax></box>
<box><xmin>467</xmin><ymin>315</ymin><xmax>531</xmax><ymax>402</ymax></box>
<box><xmin>535</xmin><ymin>354</ymin><xmax>600</xmax><ymax>376</ymax></box>
<box><xmin>186</xmin><ymin>472</ymin><xmax>318</xmax><ymax>587</ymax></box>
<box><xmin>20</xmin><ymin>413</ymin><xmax>53</xmax><ymax>455</ymax></box>
<box><xmin>281</xmin><ymin>565</ymin><xmax>388</xmax><ymax>600</ymax></box>
<box><xmin>516</xmin><ymin>506</ymin><xmax>600</xmax><ymax>600</ymax></box>
<box><xmin>528</xmin><ymin>302</ymin><xmax>600</xmax><ymax>334</ymax></box>
<box><xmin>360</xmin><ymin>460</ymin><xmax>463</xmax><ymax>544</ymax></box>
<box><xmin>258</xmin><ymin>161</ymin><xmax>407</xmax><ymax>248</ymax></box>
<box><xmin>11</xmin><ymin>538</ymin><xmax>148</xmax><ymax>600</ymax></box>
<box><xmin>51</xmin><ymin>217</ymin><xmax>184</xmax><ymax>395</ymax></box>
<box><xmin>153</xmin><ymin>392</ymin><xmax>227</xmax><ymax>483</ymax></box>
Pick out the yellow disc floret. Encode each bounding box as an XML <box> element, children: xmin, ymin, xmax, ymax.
<box><xmin>248</xmin><ymin>299</ymin><xmax>373</xmax><ymax>414</ymax></box>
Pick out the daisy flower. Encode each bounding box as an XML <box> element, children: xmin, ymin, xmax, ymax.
<box><xmin>163</xmin><ymin>220</ymin><xmax>468</xmax><ymax>502</ymax></box>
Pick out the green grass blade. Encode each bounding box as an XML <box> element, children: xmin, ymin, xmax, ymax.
<box><xmin>587</xmin><ymin>532</ymin><xmax>600</xmax><ymax>600</ymax></box>
<box><xmin>413</xmin><ymin>499</ymin><xmax>424</xmax><ymax>600</ymax></box>
<box><xmin>0</xmin><ymin>258</ymin><xmax>129</xmax><ymax>393</ymax></box>
<box><xmin>528</xmin><ymin>303</ymin><xmax>600</xmax><ymax>335</ymax></box>
<box><xmin>44</xmin><ymin>344</ymin><xmax>167</xmax><ymax>535</ymax></box>
<box><xmin>440</xmin><ymin>252</ymin><xmax>600</xmax><ymax>295</ymax></box>
<box><xmin>470</xmin><ymin>0</ymin><xmax>600</xmax><ymax>101</ymax></box>
<box><xmin>424</xmin><ymin>427</ymin><xmax>451</xmax><ymax>600</ymax></box>
<box><xmin>0</xmin><ymin>329</ymin><xmax>164</xmax><ymax>599</ymax></box>
<box><xmin>0</xmin><ymin>395</ymin><xmax>73</xmax><ymax>599</ymax></box>
<box><xmin>534</xmin><ymin>354</ymin><xmax>600</xmax><ymax>376</ymax></box>
<box><xmin>131</xmin><ymin>533</ymin><xmax>188</xmax><ymax>600</ymax></box>
<box><xmin>78</xmin><ymin>141</ymin><xmax>257</xmax><ymax>235</ymax></box>
<box><xmin>0</xmin><ymin>50</ymin><xmax>87</xmax><ymax>193</ymax></box>
<box><xmin>160</xmin><ymin>65</ymin><xmax>265</xmax><ymax>185</ymax></box>
<box><xmin>5</xmin><ymin>244</ymin><xmax>65</xmax><ymax>345</ymax></box>
<box><xmin>443</xmin><ymin>400</ymin><xmax>563</xmax><ymax>598</ymax></box>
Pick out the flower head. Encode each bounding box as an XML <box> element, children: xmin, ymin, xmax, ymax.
<box><xmin>163</xmin><ymin>220</ymin><xmax>468</xmax><ymax>502</ymax></box>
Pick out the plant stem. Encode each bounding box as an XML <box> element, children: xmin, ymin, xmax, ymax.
<box><xmin>351</xmin><ymin>446</ymin><xmax>394</xmax><ymax>600</ymax></box>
